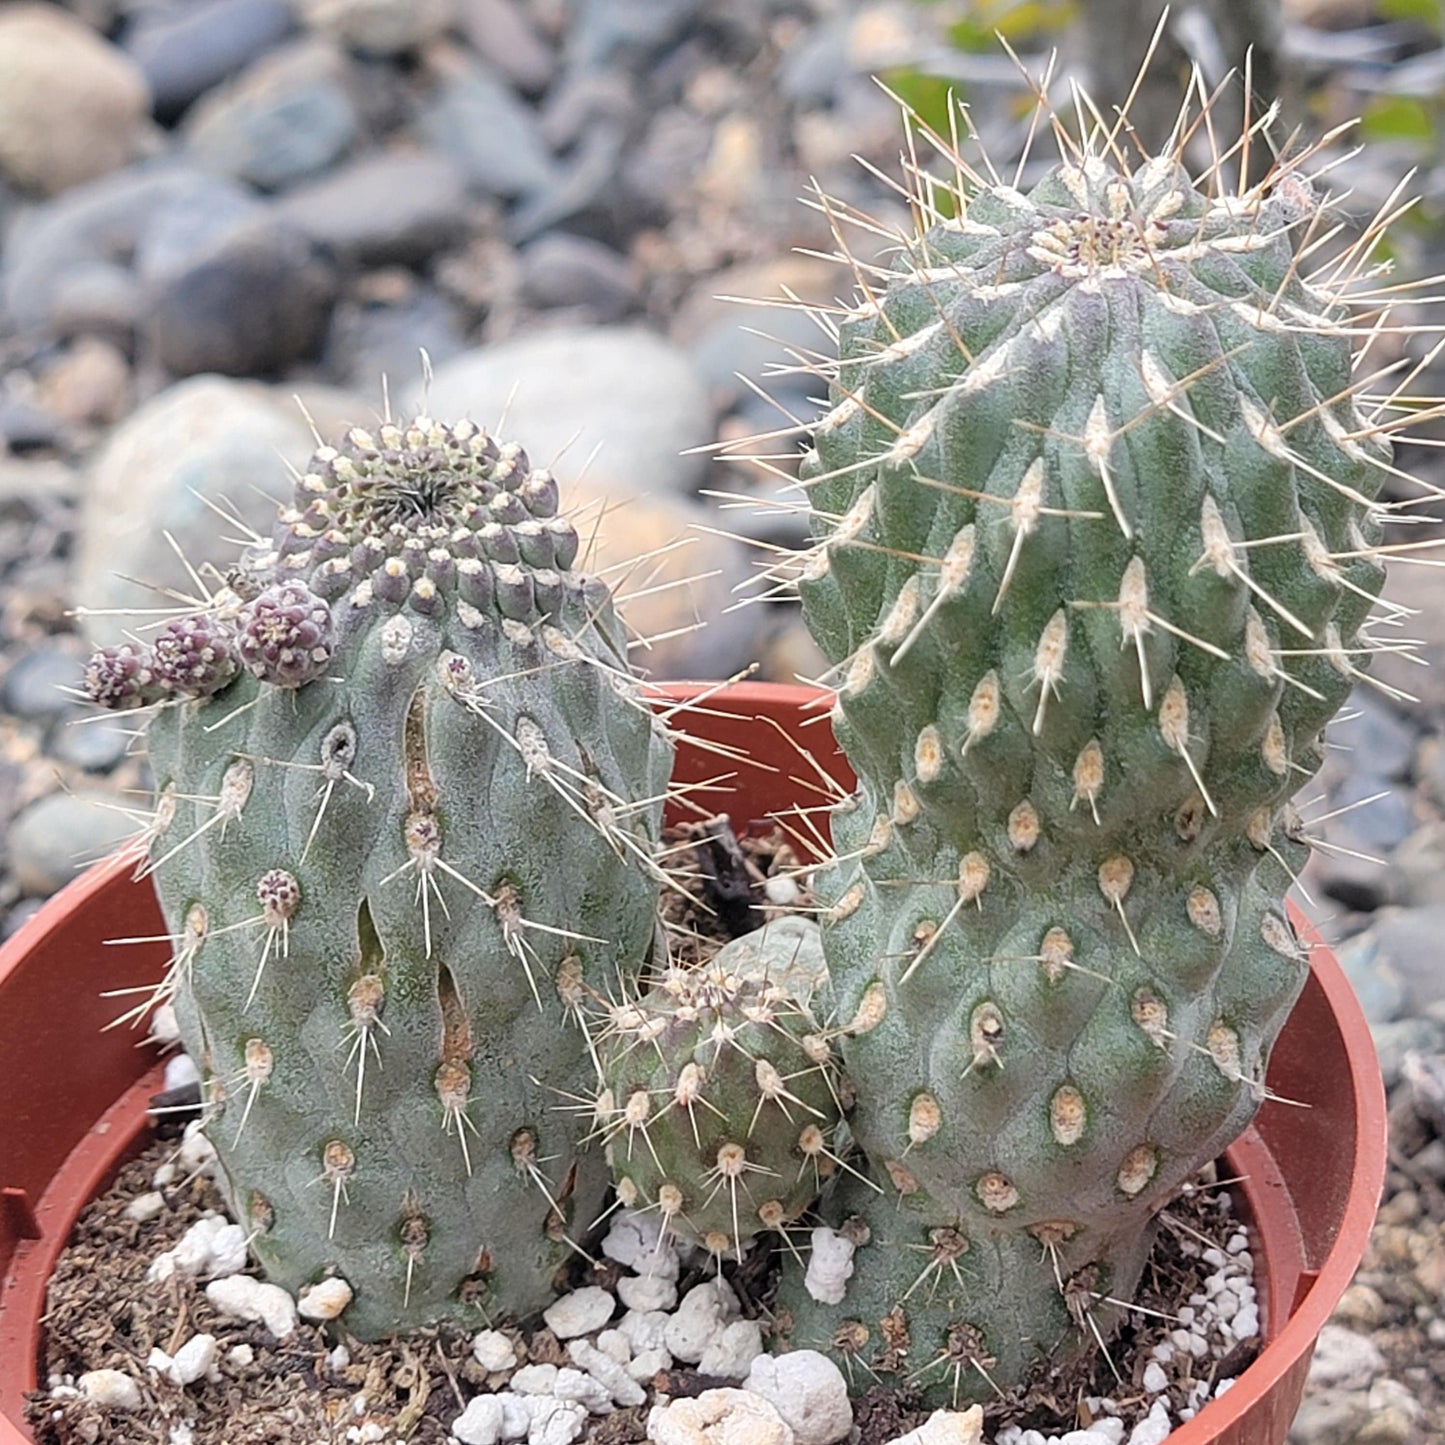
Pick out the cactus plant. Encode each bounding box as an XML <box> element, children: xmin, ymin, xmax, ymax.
<box><xmin>87</xmin><ymin>416</ymin><xmax>675</xmax><ymax>1339</ymax></box>
<box><xmin>769</xmin><ymin>105</ymin><xmax>1400</xmax><ymax>1402</ymax></box>
<box><xmin>596</xmin><ymin>915</ymin><xmax>844</xmax><ymax>1259</ymax></box>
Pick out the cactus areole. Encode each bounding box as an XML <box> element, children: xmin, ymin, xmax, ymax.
<box><xmin>780</xmin><ymin>140</ymin><xmax>1393</xmax><ymax>1401</ymax></box>
<box><xmin>87</xmin><ymin>418</ymin><xmax>674</xmax><ymax>1339</ymax></box>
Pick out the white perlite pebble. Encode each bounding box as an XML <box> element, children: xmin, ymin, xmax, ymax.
<box><xmin>152</xmin><ymin>1161</ymin><xmax>178</xmax><ymax>1188</ymax></box>
<box><xmin>500</xmin><ymin>1394</ymin><xmax>534</xmax><ymax>1440</ymax></box>
<box><xmin>569</xmin><ymin>1340</ymin><xmax>647</xmax><ymax>1407</ymax></box>
<box><xmin>544</xmin><ymin>1285</ymin><xmax>616</xmax><ymax>1338</ymax></box>
<box><xmin>1126</xmin><ymin>1400</ymin><xmax>1172</xmax><ymax>1445</ymax></box>
<box><xmin>698</xmin><ymin>1319</ymin><xmax>764</xmax><ymax>1380</ymax></box>
<box><xmin>78</xmin><ymin>1369</ymin><xmax>144</xmax><ymax>1411</ymax></box>
<box><xmin>764</xmin><ymin>875</ymin><xmax>801</xmax><ymax>906</ymax></box>
<box><xmin>627</xmin><ymin>1347</ymin><xmax>671</xmax><ymax>1383</ymax></box>
<box><xmin>803</xmin><ymin>1228</ymin><xmax>856</xmax><ymax>1306</ymax></box>
<box><xmin>617</xmin><ymin>1270</ymin><xmax>679</xmax><ymax>1312</ymax></box>
<box><xmin>226</xmin><ymin>1344</ymin><xmax>254</xmax><ymax>1368</ymax></box>
<box><xmin>601</xmin><ymin>1209</ymin><xmax>681</xmax><ymax>1280</ymax></box>
<box><xmin>620</xmin><ymin>1309</ymin><xmax>671</xmax><ymax>1355</ymax></box>
<box><xmin>1058</xmin><ymin>1422</ymin><xmax>1124</xmax><ymax>1445</ymax></box>
<box><xmin>527</xmin><ymin>1397</ymin><xmax>588</xmax><ymax>1445</ymax></box>
<box><xmin>648</xmin><ymin>1388</ymin><xmax>795</xmax><ymax>1445</ymax></box>
<box><xmin>665</xmin><ymin>1279</ymin><xmax>739</xmax><ymax>1364</ymax></box>
<box><xmin>298</xmin><ymin>1277</ymin><xmax>354</xmax><ymax>1320</ymax></box>
<box><xmin>179</xmin><ymin>1120</ymin><xmax>218</xmax><ymax>1174</ymax></box>
<box><xmin>510</xmin><ymin>1364</ymin><xmax>559</xmax><ymax>1395</ymax></box>
<box><xmin>552</xmin><ymin>1367</ymin><xmax>613</xmax><ymax>1414</ymax></box>
<box><xmin>1231</xmin><ymin>1303</ymin><xmax>1259</xmax><ymax>1340</ymax></box>
<box><xmin>205</xmin><ymin>1275</ymin><xmax>298</xmax><ymax>1339</ymax></box>
<box><xmin>149</xmin><ymin>1002</ymin><xmax>180</xmax><ymax>1044</ymax></box>
<box><xmin>124</xmin><ymin>1191</ymin><xmax>166</xmax><ymax>1222</ymax></box>
<box><xmin>473</xmin><ymin>1329</ymin><xmax>520</xmax><ymax>1373</ymax></box>
<box><xmin>169</xmin><ymin>1334</ymin><xmax>219</xmax><ymax>1387</ymax></box>
<box><xmin>164</xmin><ymin>1052</ymin><xmax>200</xmax><ymax>1092</ymax></box>
<box><xmin>595</xmin><ymin>1329</ymin><xmax>632</xmax><ymax>1364</ymax></box>
<box><xmin>454</xmin><ymin>1395</ymin><xmax>506</xmax><ymax>1445</ymax></box>
<box><xmin>883</xmin><ymin>1406</ymin><xmax>984</xmax><ymax>1445</ymax></box>
<box><xmin>744</xmin><ymin>1351</ymin><xmax>852</xmax><ymax>1445</ymax></box>
<box><xmin>149</xmin><ymin>1215</ymin><xmax>249</xmax><ymax>1282</ymax></box>
<box><xmin>1141</xmin><ymin>1361</ymin><xmax>1168</xmax><ymax>1396</ymax></box>
<box><xmin>329</xmin><ymin>1345</ymin><xmax>351</xmax><ymax>1371</ymax></box>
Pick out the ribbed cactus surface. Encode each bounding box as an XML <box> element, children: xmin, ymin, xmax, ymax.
<box><xmin>95</xmin><ymin>417</ymin><xmax>674</xmax><ymax>1338</ymax></box>
<box><xmin>780</xmin><ymin>151</ymin><xmax>1388</xmax><ymax>1398</ymax></box>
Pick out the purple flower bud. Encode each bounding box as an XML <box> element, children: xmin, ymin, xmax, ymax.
<box><xmin>83</xmin><ymin>642</ymin><xmax>162</xmax><ymax>710</ymax></box>
<box><xmin>151</xmin><ymin>614</ymin><xmax>240</xmax><ymax>699</ymax></box>
<box><xmin>237</xmin><ymin>582</ymin><xmax>335</xmax><ymax>687</ymax></box>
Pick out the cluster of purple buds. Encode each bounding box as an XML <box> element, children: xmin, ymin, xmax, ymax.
<box><xmin>236</xmin><ymin>582</ymin><xmax>335</xmax><ymax>688</ymax></box>
<box><xmin>83</xmin><ymin>582</ymin><xmax>335</xmax><ymax>710</ymax></box>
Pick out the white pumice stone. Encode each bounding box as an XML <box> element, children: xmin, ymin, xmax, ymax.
<box><xmin>616</xmin><ymin>1271</ymin><xmax>677</xmax><ymax>1312</ymax></box>
<box><xmin>179</xmin><ymin>1121</ymin><xmax>217</xmax><ymax>1173</ymax></box>
<box><xmin>453</xmin><ymin>1395</ymin><xmax>505</xmax><ymax>1445</ymax></box>
<box><xmin>509</xmin><ymin>1364</ymin><xmax>559</xmax><ymax>1395</ymax></box>
<box><xmin>551</xmin><ymin>1367</ymin><xmax>613</xmax><ymax>1414</ymax></box>
<box><xmin>124</xmin><ymin>1190</ymin><xmax>166</xmax><ymax>1222</ymax></box>
<box><xmin>298</xmin><ymin>1277</ymin><xmax>353</xmax><ymax>1321</ymax></box>
<box><xmin>525</xmin><ymin>1396</ymin><xmax>587</xmax><ymax>1445</ymax></box>
<box><xmin>626</xmin><ymin>1346</ymin><xmax>671</xmax><ymax>1383</ymax></box>
<box><xmin>78</xmin><ymin>1369</ymin><xmax>144</xmax><ymax>1411</ymax></box>
<box><xmin>803</xmin><ymin>1226</ymin><xmax>856</xmax><ymax>1305</ymax></box>
<box><xmin>665</xmin><ymin>1279</ymin><xmax>739</xmax><ymax>1364</ymax></box>
<box><xmin>697</xmin><ymin>1319</ymin><xmax>763</xmax><ymax>1379</ymax></box>
<box><xmin>594</xmin><ymin>1329</ymin><xmax>631</xmax><ymax>1364</ymax></box>
<box><xmin>163</xmin><ymin>1052</ymin><xmax>200</xmax><ymax>1092</ymax></box>
<box><xmin>568</xmin><ymin>1340</ymin><xmax>646</xmax><ymax>1407</ymax></box>
<box><xmin>543</xmin><ymin>1285</ymin><xmax>615</xmax><ymax>1339</ymax></box>
<box><xmin>152</xmin><ymin>1161</ymin><xmax>178</xmax><ymax>1188</ymax></box>
<box><xmin>648</xmin><ymin>1389</ymin><xmax>795</xmax><ymax>1445</ymax></box>
<box><xmin>882</xmin><ymin>1405</ymin><xmax>985</xmax><ymax>1445</ymax></box>
<box><xmin>169</xmin><ymin>1334</ymin><xmax>219</xmax><ymax>1387</ymax></box>
<box><xmin>225</xmin><ymin>1344</ymin><xmax>254</xmax><ymax>1368</ymax></box>
<box><xmin>149</xmin><ymin>1003</ymin><xmax>181</xmax><ymax>1044</ymax></box>
<box><xmin>619</xmin><ymin>1309</ymin><xmax>671</xmax><ymax>1354</ymax></box>
<box><xmin>1126</xmin><ymin>1401</ymin><xmax>1172</xmax><ymax>1445</ymax></box>
<box><xmin>744</xmin><ymin>1351</ymin><xmax>852</xmax><ymax>1445</ymax></box>
<box><xmin>601</xmin><ymin>1210</ymin><xmax>680</xmax><ymax>1280</ymax></box>
<box><xmin>1141</xmin><ymin>1361</ymin><xmax>1168</xmax><ymax>1395</ymax></box>
<box><xmin>472</xmin><ymin>1329</ymin><xmax>520</xmax><ymax>1372</ymax></box>
<box><xmin>204</xmin><ymin>1275</ymin><xmax>297</xmax><ymax>1339</ymax></box>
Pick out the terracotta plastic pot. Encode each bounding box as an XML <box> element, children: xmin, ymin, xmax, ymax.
<box><xmin>0</xmin><ymin>683</ymin><xmax>1386</xmax><ymax>1444</ymax></box>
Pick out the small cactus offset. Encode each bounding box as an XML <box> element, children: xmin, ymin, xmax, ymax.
<box><xmin>596</xmin><ymin>917</ymin><xmax>844</xmax><ymax>1260</ymax></box>
<box><xmin>88</xmin><ymin>416</ymin><xmax>674</xmax><ymax>1339</ymax></box>
<box><xmin>773</xmin><ymin>98</ymin><xmax>1401</xmax><ymax>1401</ymax></box>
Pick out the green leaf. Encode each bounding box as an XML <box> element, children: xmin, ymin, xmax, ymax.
<box><xmin>1360</xmin><ymin>94</ymin><xmax>1436</xmax><ymax>144</ymax></box>
<box><xmin>1379</xmin><ymin>0</ymin><xmax>1442</xmax><ymax>31</ymax></box>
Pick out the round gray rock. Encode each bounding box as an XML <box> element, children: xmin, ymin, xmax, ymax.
<box><xmin>184</xmin><ymin>36</ymin><xmax>357</xmax><ymax>190</ymax></box>
<box><xmin>410</xmin><ymin>327</ymin><xmax>713</xmax><ymax>497</ymax></box>
<box><xmin>0</xmin><ymin>5</ymin><xmax>157</xmax><ymax>195</ymax></box>
<box><xmin>10</xmin><ymin>791</ymin><xmax>139</xmax><ymax>897</ymax></box>
<box><xmin>297</xmin><ymin>0</ymin><xmax>455</xmax><ymax>55</ymax></box>
<box><xmin>75</xmin><ymin>376</ymin><xmax>367</xmax><ymax>646</ymax></box>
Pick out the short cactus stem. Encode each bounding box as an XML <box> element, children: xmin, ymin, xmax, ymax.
<box><xmin>101</xmin><ymin>409</ymin><xmax>674</xmax><ymax>1340</ymax></box>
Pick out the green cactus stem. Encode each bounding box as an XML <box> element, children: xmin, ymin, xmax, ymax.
<box><xmin>90</xmin><ymin>416</ymin><xmax>675</xmax><ymax>1339</ymax></box>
